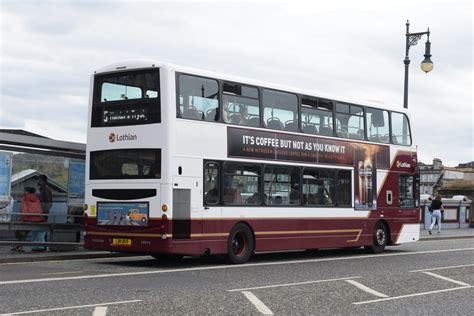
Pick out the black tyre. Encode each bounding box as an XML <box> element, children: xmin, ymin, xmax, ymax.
<box><xmin>227</xmin><ymin>223</ymin><xmax>254</xmax><ymax>264</ymax></box>
<box><xmin>365</xmin><ymin>222</ymin><xmax>388</xmax><ymax>254</ymax></box>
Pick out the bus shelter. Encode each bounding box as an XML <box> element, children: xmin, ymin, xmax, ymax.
<box><xmin>0</xmin><ymin>130</ymin><xmax>85</xmax><ymax>249</ymax></box>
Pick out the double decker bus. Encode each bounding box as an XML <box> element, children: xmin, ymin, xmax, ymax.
<box><xmin>84</xmin><ymin>60</ymin><xmax>420</xmax><ymax>264</ymax></box>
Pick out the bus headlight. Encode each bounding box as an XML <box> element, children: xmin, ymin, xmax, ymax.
<box><xmin>161</xmin><ymin>233</ymin><xmax>168</xmax><ymax>240</ymax></box>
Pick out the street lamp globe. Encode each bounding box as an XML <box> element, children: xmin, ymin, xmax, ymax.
<box><xmin>420</xmin><ymin>57</ymin><xmax>434</xmax><ymax>73</ymax></box>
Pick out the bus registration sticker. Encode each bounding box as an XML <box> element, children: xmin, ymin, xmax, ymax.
<box><xmin>112</xmin><ymin>238</ymin><xmax>132</xmax><ymax>246</ymax></box>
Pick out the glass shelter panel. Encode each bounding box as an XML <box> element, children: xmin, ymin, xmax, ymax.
<box><xmin>0</xmin><ymin>151</ymin><xmax>85</xmax><ymax>225</ymax></box>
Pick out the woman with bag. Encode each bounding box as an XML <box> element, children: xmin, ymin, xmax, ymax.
<box><xmin>428</xmin><ymin>195</ymin><xmax>444</xmax><ymax>235</ymax></box>
<box><xmin>12</xmin><ymin>187</ymin><xmax>45</xmax><ymax>252</ymax></box>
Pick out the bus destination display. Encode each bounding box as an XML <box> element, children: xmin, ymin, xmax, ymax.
<box><xmin>103</xmin><ymin>108</ymin><xmax>148</xmax><ymax>125</ymax></box>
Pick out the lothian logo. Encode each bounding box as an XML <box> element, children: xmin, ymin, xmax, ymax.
<box><xmin>108</xmin><ymin>132</ymin><xmax>137</xmax><ymax>143</ymax></box>
<box><xmin>109</xmin><ymin>133</ymin><xmax>116</xmax><ymax>143</ymax></box>
<box><xmin>396</xmin><ymin>160</ymin><xmax>411</xmax><ymax>168</ymax></box>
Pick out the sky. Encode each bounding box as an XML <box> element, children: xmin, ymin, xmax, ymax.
<box><xmin>0</xmin><ymin>0</ymin><xmax>472</xmax><ymax>167</ymax></box>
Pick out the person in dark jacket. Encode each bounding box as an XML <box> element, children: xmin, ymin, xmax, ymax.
<box><xmin>429</xmin><ymin>195</ymin><xmax>444</xmax><ymax>234</ymax></box>
<box><xmin>35</xmin><ymin>175</ymin><xmax>52</xmax><ymax>251</ymax></box>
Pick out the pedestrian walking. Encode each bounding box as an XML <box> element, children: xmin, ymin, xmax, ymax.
<box><xmin>429</xmin><ymin>195</ymin><xmax>444</xmax><ymax>235</ymax></box>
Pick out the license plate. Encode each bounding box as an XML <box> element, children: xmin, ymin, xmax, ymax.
<box><xmin>112</xmin><ymin>238</ymin><xmax>132</xmax><ymax>246</ymax></box>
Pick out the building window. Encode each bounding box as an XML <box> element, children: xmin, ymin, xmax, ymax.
<box><xmin>178</xmin><ymin>74</ymin><xmax>219</xmax><ymax>121</ymax></box>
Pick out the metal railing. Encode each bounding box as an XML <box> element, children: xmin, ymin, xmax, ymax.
<box><xmin>0</xmin><ymin>212</ymin><xmax>84</xmax><ymax>248</ymax></box>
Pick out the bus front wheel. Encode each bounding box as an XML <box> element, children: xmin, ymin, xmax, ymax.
<box><xmin>227</xmin><ymin>223</ymin><xmax>254</xmax><ymax>264</ymax></box>
<box><xmin>365</xmin><ymin>222</ymin><xmax>388</xmax><ymax>254</ymax></box>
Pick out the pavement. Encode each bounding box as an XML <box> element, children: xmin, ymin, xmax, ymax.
<box><xmin>0</xmin><ymin>227</ymin><xmax>472</xmax><ymax>264</ymax></box>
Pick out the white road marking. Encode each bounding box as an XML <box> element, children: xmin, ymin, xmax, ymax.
<box><xmin>242</xmin><ymin>291</ymin><xmax>274</xmax><ymax>315</ymax></box>
<box><xmin>228</xmin><ymin>276</ymin><xmax>361</xmax><ymax>292</ymax></box>
<box><xmin>0</xmin><ymin>256</ymin><xmax>151</xmax><ymax>266</ymax></box>
<box><xmin>345</xmin><ymin>279</ymin><xmax>389</xmax><ymax>298</ymax></box>
<box><xmin>1</xmin><ymin>247</ymin><xmax>473</xmax><ymax>286</ymax></box>
<box><xmin>92</xmin><ymin>306</ymin><xmax>108</xmax><ymax>316</ymax></box>
<box><xmin>0</xmin><ymin>300</ymin><xmax>141</xmax><ymax>315</ymax></box>
<box><xmin>353</xmin><ymin>286</ymin><xmax>472</xmax><ymax>305</ymax></box>
<box><xmin>422</xmin><ymin>271</ymin><xmax>470</xmax><ymax>286</ymax></box>
<box><xmin>410</xmin><ymin>263</ymin><xmax>474</xmax><ymax>273</ymax></box>
<box><xmin>40</xmin><ymin>271</ymin><xmax>83</xmax><ymax>276</ymax></box>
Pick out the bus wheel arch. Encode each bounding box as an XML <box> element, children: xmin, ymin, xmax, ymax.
<box><xmin>227</xmin><ymin>222</ymin><xmax>255</xmax><ymax>264</ymax></box>
<box><xmin>365</xmin><ymin>220</ymin><xmax>390</xmax><ymax>254</ymax></box>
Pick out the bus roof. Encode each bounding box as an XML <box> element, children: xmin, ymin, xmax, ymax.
<box><xmin>94</xmin><ymin>60</ymin><xmax>408</xmax><ymax>113</ymax></box>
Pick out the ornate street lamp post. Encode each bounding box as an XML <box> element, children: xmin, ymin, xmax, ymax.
<box><xmin>403</xmin><ymin>20</ymin><xmax>433</xmax><ymax>109</ymax></box>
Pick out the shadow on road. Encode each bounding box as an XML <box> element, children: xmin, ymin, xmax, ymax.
<box><xmin>97</xmin><ymin>246</ymin><xmax>408</xmax><ymax>269</ymax></box>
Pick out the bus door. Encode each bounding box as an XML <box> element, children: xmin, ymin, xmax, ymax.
<box><xmin>172</xmin><ymin>177</ymin><xmax>202</xmax><ymax>239</ymax></box>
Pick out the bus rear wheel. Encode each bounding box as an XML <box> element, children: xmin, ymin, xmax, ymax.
<box><xmin>227</xmin><ymin>223</ymin><xmax>254</xmax><ymax>264</ymax></box>
<box><xmin>365</xmin><ymin>222</ymin><xmax>388</xmax><ymax>254</ymax></box>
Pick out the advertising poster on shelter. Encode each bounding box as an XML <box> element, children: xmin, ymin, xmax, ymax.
<box><xmin>67</xmin><ymin>160</ymin><xmax>85</xmax><ymax>206</ymax></box>
<box><xmin>0</xmin><ymin>151</ymin><xmax>12</xmax><ymax>201</ymax></box>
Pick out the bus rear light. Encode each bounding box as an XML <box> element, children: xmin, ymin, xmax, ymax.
<box><xmin>160</xmin><ymin>225</ymin><xmax>165</xmax><ymax>229</ymax></box>
<box><xmin>162</xmin><ymin>204</ymin><xmax>168</xmax><ymax>212</ymax></box>
<box><xmin>162</xmin><ymin>214</ymin><xmax>168</xmax><ymax>221</ymax></box>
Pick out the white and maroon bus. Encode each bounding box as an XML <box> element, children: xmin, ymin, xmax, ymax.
<box><xmin>84</xmin><ymin>60</ymin><xmax>420</xmax><ymax>264</ymax></box>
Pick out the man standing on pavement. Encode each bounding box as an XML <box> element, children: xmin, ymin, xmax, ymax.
<box><xmin>37</xmin><ymin>174</ymin><xmax>53</xmax><ymax>250</ymax></box>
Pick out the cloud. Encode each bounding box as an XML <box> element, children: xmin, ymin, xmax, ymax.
<box><xmin>0</xmin><ymin>1</ymin><xmax>472</xmax><ymax>166</ymax></box>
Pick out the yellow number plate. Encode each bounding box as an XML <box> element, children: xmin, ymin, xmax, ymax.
<box><xmin>112</xmin><ymin>238</ymin><xmax>132</xmax><ymax>246</ymax></box>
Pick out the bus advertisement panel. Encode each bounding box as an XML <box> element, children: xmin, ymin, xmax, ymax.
<box><xmin>227</xmin><ymin>126</ymin><xmax>390</xmax><ymax>210</ymax></box>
